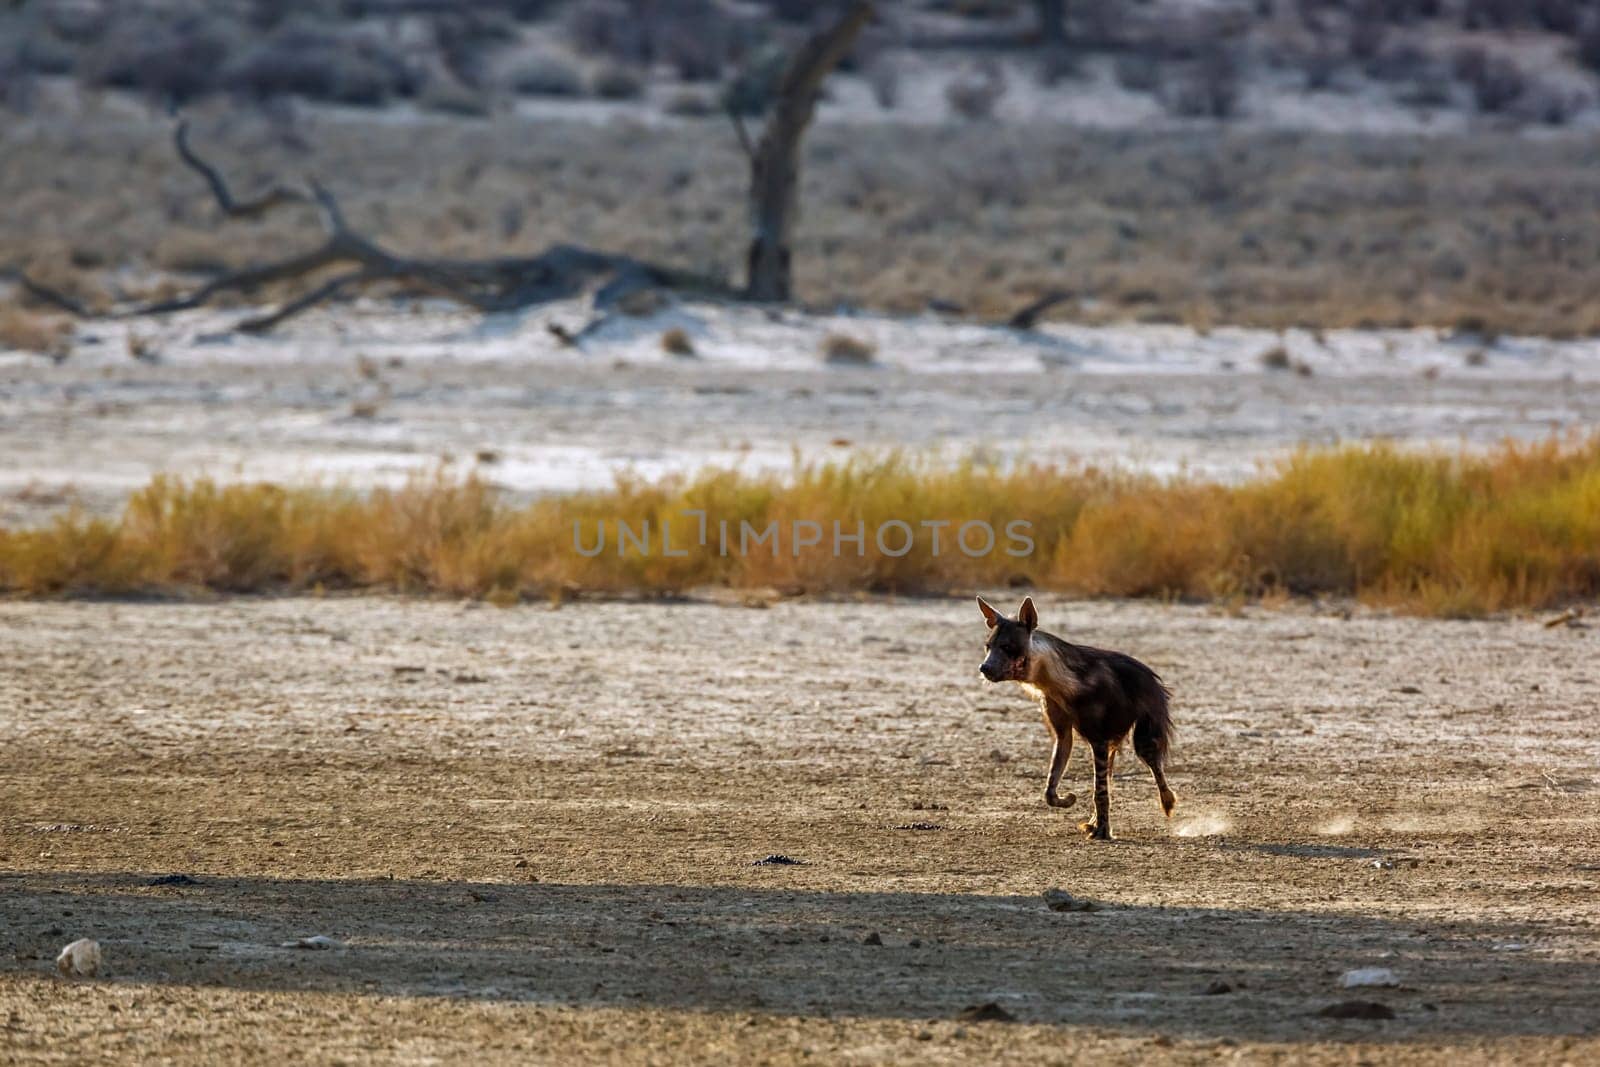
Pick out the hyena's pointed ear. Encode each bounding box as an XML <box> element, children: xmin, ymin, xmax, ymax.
<box><xmin>976</xmin><ymin>595</ymin><xmax>1000</xmax><ymax>628</ymax></box>
<box><xmin>1017</xmin><ymin>596</ymin><xmax>1038</xmax><ymax>630</ymax></box>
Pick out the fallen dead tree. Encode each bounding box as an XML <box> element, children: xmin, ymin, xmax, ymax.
<box><xmin>26</xmin><ymin>119</ymin><xmax>732</xmax><ymax>335</ymax></box>
<box><xmin>6</xmin><ymin>5</ymin><xmax>876</xmax><ymax>336</ymax></box>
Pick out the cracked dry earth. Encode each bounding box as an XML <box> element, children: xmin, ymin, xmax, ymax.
<box><xmin>1</xmin><ymin>595</ymin><xmax>1598</xmax><ymax>1064</ymax></box>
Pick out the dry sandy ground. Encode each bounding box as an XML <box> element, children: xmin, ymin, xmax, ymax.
<box><xmin>2</xmin><ymin>595</ymin><xmax>1598</xmax><ymax>1064</ymax></box>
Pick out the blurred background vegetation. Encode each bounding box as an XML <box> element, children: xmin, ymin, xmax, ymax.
<box><xmin>6</xmin><ymin>0</ymin><xmax>1600</xmax><ymax>335</ymax></box>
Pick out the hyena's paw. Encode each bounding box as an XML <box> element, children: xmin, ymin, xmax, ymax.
<box><xmin>1079</xmin><ymin>820</ymin><xmax>1113</xmax><ymax>841</ymax></box>
<box><xmin>1045</xmin><ymin>791</ymin><xmax>1077</xmax><ymax>809</ymax></box>
<box><xmin>1159</xmin><ymin>788</ymin><xmax>1177</xmax><ymax>817</ymax></box>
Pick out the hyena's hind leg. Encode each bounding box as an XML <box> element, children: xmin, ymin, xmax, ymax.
<box><xmin>1134</xmin><ymin>717</ymin><xmax>1177</xmax><ymax>816</ymax></box>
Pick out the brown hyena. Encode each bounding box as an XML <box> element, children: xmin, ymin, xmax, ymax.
<box><xmin>977</xmin><ymin>595</ymin><xmax>1176</xmax><ymax>840</ymax></box>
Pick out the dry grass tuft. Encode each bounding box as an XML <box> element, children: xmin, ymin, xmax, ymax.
<box><xmin>660</xmin><ymin>327</ymin><xmax>696</xmax><ymax>357</ymax></box>
<box><xmin>821</xmin><ymin>332</ymin><xmax>876</xmax><ymax>365</ymax></box>
<box><xmin>1259</xmin><ymin>344</ymin><xmax>1292</xmax><ymax>370</ymax></box>
<box><xmin>0</xmin><ymin>304</ymin><xmax>71</xmax><ymax>354</ymax></box>
<box><xmin>4</xmin><ymin>439</ymin><xmax>1600</xmax><ymax>617</ymax></box>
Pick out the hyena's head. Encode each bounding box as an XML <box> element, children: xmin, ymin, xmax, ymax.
<box><xmin>977</xmin><ymin>595</ymin><xmax>1038</xmax><ymax>682</ymax></box>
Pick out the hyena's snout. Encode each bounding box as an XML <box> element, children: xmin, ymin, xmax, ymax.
<box><xmin>979</xmin><ymin>656</ymin><xmax>1004</xmax><ymax>682</ymax></box>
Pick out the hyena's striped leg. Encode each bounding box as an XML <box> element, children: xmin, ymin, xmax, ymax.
<box><xmin>1134</xmin><ymin>721</ymin><xmax>1177</xmax><ymax>816</ymax></box>
<box><xmin>1044</xmin><ymin>728</ymin><xmax>1076</xmax><ymax>809</ymax></box>
<box><xmin>1080</xmin><ymin>741</ymin><xmax>1113</xmax><ymax>840</ymax></box>
<box><xmin>1042</xmin><ymin>702</ymin><xmax>1076</xmax><ymax>809</ymax></box>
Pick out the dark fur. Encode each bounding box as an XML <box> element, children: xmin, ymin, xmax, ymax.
<box><xmin>978</xmin><ymin>595</ymin><xmax>1175</xmax><ymax>840</ymax></box>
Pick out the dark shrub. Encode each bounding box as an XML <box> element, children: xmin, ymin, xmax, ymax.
<box><xmin>590</xmin><ymin>63</ymin><xmax>644</xmax><ymax>100</ymax></box>
<box><xmin>1161</xmin><ymin>45</ymin><xmax>1242</xmax><ymax>118</ymax></box>
<box><xmin>945</xmin><ymin>61</ymin><xmax>1008</xmax><ymax>120</ymax></box>
<box><xmin>1451</xmin><ymin>46</ymin><xmax>1525</xmax><ymax>113</ymax></box>
<box><xmin>1114</xmin><ymin>53</ymin><xmax>1161</xmax><ymax>92</ymax></box>
<box><xmin>1577</xmin><ymin>19</ymin><xmax>1600</xmax><ymax>73</ymax></box>
<box><xmin>79</xmin><ymin>13</ymin><xmax>238</xmax><ymax>103</ymax></box>
<box><xmin>504</xmin><ymin>51</ymin><xmax>584</xmax><ymax>97</ymax></box>
<box><xmin>224</xmin><ymin>24</ymin><xmax>414</xmax><ymax>107</ymax></box>
<box><xmin>569</xmin><ymin>2</ymin><xmax>652</xmax><ymax>64</ymax></box>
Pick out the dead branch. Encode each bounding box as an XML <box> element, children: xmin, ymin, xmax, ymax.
<box><xmin>1007</xmin><ymin>289</ymin><xmax>1072</xmax><ymax>330</ymax></box>
<box><xmin>744</xmin><ymin>2</ymin><xmax>874</xmax><ymax>302</ymax></box>
<box><xmin>174</xmin><ymin>119</ymin><xmax>307</xmax><ymax>220</ymax></box>
<box><xmin>0</xmin><ymin>267</ymin><xmax>93</xmax><ymax>317</ymax></box>
<box><xmin>28</xmin><ymin>121</ymin><xmax>735</xmax><ymax>334</ymax></box>
<box><xmin>726</xmin><ymin>103</ymin><xmax>756</xmax><ymax>164</ymax></box>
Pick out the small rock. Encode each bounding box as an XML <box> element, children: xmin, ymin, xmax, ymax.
<box><xmin>751</xmin><ymin>854</ymin><xmax>803</xmax><ymax>867</ymax></box>
<box><xmin>1316</xmin><ymin>1000</ymin><xmax>1395</xmax><ymax>1020</ymax></box>
<box><xmin>1042</xmin><ymin>888</ymin><xmax>1100</xmax><ymax>912</ymax></box>
<box><xmin>1396</xmin><ymin>685</ymin><xmax>1422</xmax><ymax>695</ymax></box>
<box><xmin>956</xmin><ymin>1002</ymin><xmax>1016</xmax><ymax>1023</ymax></box>
<box><xmin>281</xmin><ymin>935</ymin><xmax>343</xmax><ymax>950</ymax></box>
<box><xmin>1200</xmin><ymin>980</ymin><xmax>1233</xmax><ymax>995</ymax></box>
<box><xmin>1341</xmin><ymin>967</ymin><xmax>1399</xmax><ymax>988</ymax></box>
<box><xmin>55</xmin><ymin>938</ymin><xmax>101</xmax><ymax>978</ymax></box>
<box><xmin>861</xmin><ymin>931</ymin><xmax>883</xmax><ymax>946</ymax></box>
<box><xmin>894</xmin><ymin>822</ymin><xmax>944</xmax><ymax>831</ymax></box>
<box><xmin>469</xmin><ymin>890</ymin><xmax>498</xmax><ymax>903</ymax></box>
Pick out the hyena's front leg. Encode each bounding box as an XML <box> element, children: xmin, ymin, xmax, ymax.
<box><xmin>1042</xmin><ymin>703</ymin><xmax>1075</xmax><ymax>809</ymax></box>
<box><xmin>1044</xmin><ymin>729</ymin><xmax>1076</xmax><ymax>809</ymax></box>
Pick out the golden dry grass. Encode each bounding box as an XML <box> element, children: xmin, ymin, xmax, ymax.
<box><xmin>3</xmin><ymin>439</ymin><xmax>1599</xmax><ymax>616</ymax></box>
<box><xmin>0</xmin><ymin>304</ymin><xmax>71</xmax><ymax>354</ymax></box>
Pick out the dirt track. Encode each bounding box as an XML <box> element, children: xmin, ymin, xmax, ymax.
<box><xmin>2</xmin><ymin>595</ymin><xmax>1598</xmax><ymax>1064</ymax></box>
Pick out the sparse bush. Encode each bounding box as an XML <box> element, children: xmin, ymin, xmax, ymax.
<box><xmin>1259</xmin><ymin>344</ymin><xmax>1292</xmax><ymax>370</ymax></box>
<box><xmin>660</xmin><ymin>327</ymin><xmax>696</xmax><ymax>356</ymax></box>
<box><xmin>1452</xmin><ymin>46</ymin><xmax>1526</xmax><ymax>113</ymax></box>
<box><xmin>16</xmin><ymin>31</ymin><xmax>77</xmax><ymax>76</ymax></box>
<box><xmin>1347</xmin><ymin>17</ymin><xmax>1387</xmax><ymax>62</ymax></box>
<box><xmin>1113</xmin><ymin>54</ymin><xmax>1161</xmax><ymax>92</ymax></box>
<box><xmin>1364</xmin><ymin>41</ymin><xmax>1429</xmax><ymax>83</ymax></box>
<box><xmin>0</xmin><ymin>305</ymin><xmax>70</xmax><ymax>355</ymax></box>
<box><xmin>224</xmin><ymin>24</ymin><xmax>414</xmax><ymax>107</ymax></box>
<box><xmin>1037</xmin><ymin>46</ymin><xmax>1080</xmax><ymax>87</ymax></box>
<box><xmin>79</xmin><ymin>13</ymin><xmax>239</xmax><ymax>104</ymax></box>
<box><xmin>153</xmin><ymin>232</ymin><xmax>232</xmax><ymax>274</ymax></box>
<box><xmin>1578</xmin><ymin>19</ymin><xmax>1600</xmax><ymax>73</ymax></box>
<box><xmin>665</xmin><ymin>89</ymin><xmax>716</xmax><ymax>116</ymax></box>
<box><xmin>766</xmin><ymin>0</ymin><xmax>815</xmax><ymax>24</ymax></box>
<box><xmin>417</xmin><ymin>72</ymin><xmax>491</xmax><ymax>116</ymax></box>
<box><xmin>590</xmin><ymin>63</ymin><xmax>644</xmax><ymax>100</ymax></box>
<box><xmin>867</xmin><ymin>56</ymin><xmax>900</xmax><ymax>109</ymax></box>
<box><xmin>945</xmin><ymin>61</ymin><xmax>1008</xmax><ymax>121</ymax></box>
<box><xmin>568</xmin><ymin>2</ymin><xmax>651</xmax><ymax>65</ymax></box>
<box><xmin>503</xmin><ymin>51</ymin><xmax>584</xmax><ymax>97</ymax></box>
<box><xmin>1301</xmin><ymin>42</ymin><xmax>1341</xmax><ymax>91</ymax></box>
<box><xmin>821</xmin><ymin>332</ymin><xmax>876</xmax><ymax>364</ymax></box>
<box><xmin>1161</xmin><ymin>46</ymin><xmax>1242</xmax><ymax>118</ymax></box>
<box><xmin>1513</xmin><ymin>79</ymin><xmax>1585</xmax><ymax>125</ymax></box>
<box><xmin>662</xmin><ymin>21</ymin><xmax>725</xmax><ymax>82</ymax></box>
<box><xmin>1399</xmin><ymin>64</ymin><xmax>1454</xmax><ymax>108</ymax></box>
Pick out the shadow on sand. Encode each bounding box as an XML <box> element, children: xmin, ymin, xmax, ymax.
<box><xmin>3</xmin><ymin>872</ymin><xmax>1594</xmax><ymax>1044</ymax></box>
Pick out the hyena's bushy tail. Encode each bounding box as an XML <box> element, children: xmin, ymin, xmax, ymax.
<box><xmin>1133</xmin><ymin>678</ymin><xmax>1177</xmax><ymax>816</ymax></box>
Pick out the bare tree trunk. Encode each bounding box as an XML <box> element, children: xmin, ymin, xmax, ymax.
<box><xmin>1036</xmin><ymin>0</ymin><xmax>1066</xmax><ymax>46</ymax></box>
<box><xmin>743</xmin><ymin>2</ymin><xmax>874</xmax><ymax>303</ymax></box>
